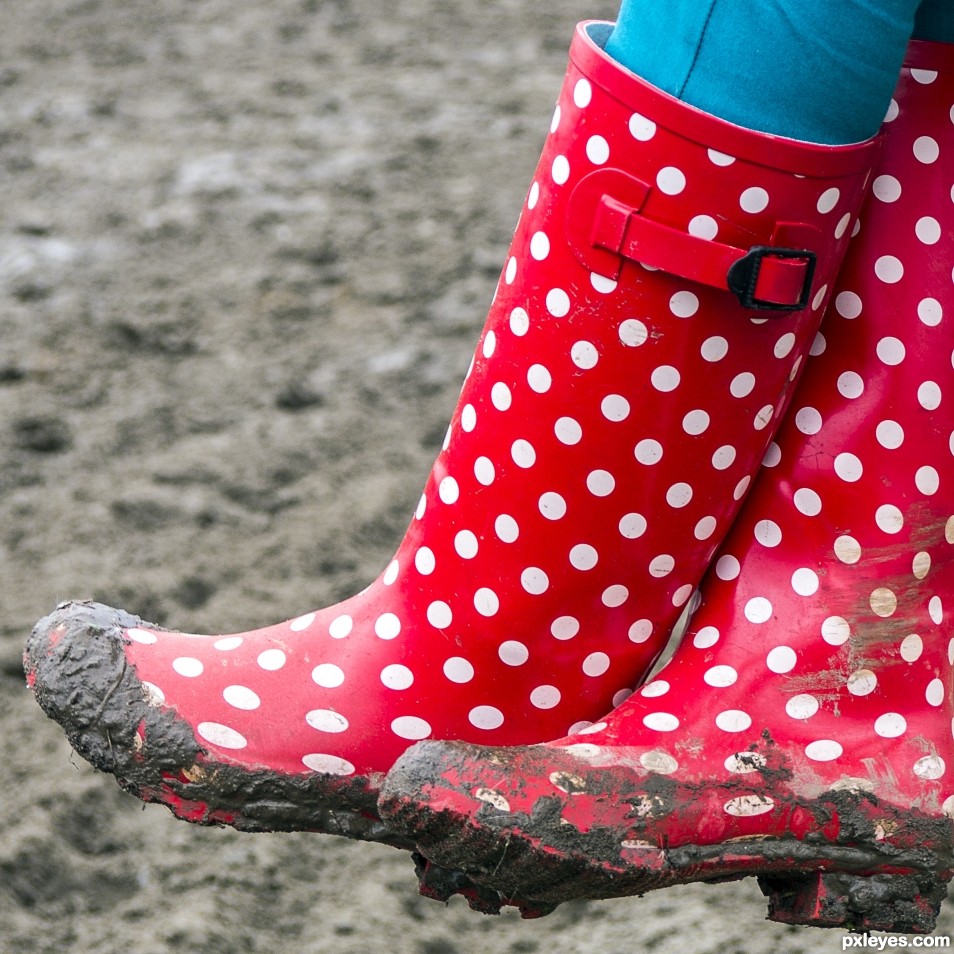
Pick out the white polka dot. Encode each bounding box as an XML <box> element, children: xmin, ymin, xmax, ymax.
<box><xmin>693</xmin><ymin>625</ymin><xmax>720</xmax><ymax>649</ymax></box>
<box><xmin>529</xmin><ymin>231</ymin><xmax>551</xmax><ymax>261</ymax></box>
<box><xmin>325</xmin><ymin>614</ymin><xmax>352</xmax><ymax>641</ymax></box>
<box><xmin>875</xmin><ymin>504</ymin><xmax>904</xmax><ymax>535</ymax></box>
<box><xmin>876</xmin><ymin>420</ymin><xmax>904</xmax><ymax>449</ymax></box>
<box><xmin>740</xmin><ymin>187</ymin><xmax>769</xmax><ymax>213</ymax></box>
<box><xmin>875</xmin><ymin>255</ymin><xmax>903</xmax><ymax>284</ymax></box>
<box><xmin>914</xmin><ymin>135</ymin><xmax>939</xmax><ymax>163</ymax></box>
<box><xmin>817</xmin><ymin>187</ymin><xmax>840</xmax><ymax>213</ymax></box>
<box><xmin>474</xmin><ymin>456</ymin><xmax>495</xmax><ymax>486</ymax></box>
<box><xmin>837</xmin><ymin>371</ymin><xmax>864</xmax><ymax>399</ymax></box>
<box><xmin>469</xmin><ymin>705</ymin><xmax>504</xmax><ymax>729</ymax></box>
<box><xmin>913</xmin><ymin>755</ymin><xmax>946</xmax><ymax>780</ymax></box>
<box><xmin>947</xmin><ymin>517</ymin><xmax>954</xmax><ymax>545</ymax></box>
<box><xmin>222</xmin><ymin>685</ymin><xmax>261</xmax><ymax>711</ymax></box>
<box><xmin>539</xmin><ymin>491</ymin><xmax>567</xmax><ymax>521</ymax></box>
<box><xmin>582</xmin><ymin>652</ymin><xmax>610</xmax><ymax>677</ymax></box>
<box><xmin>511</xmin><ymin>438</ymin><xmax>536</xmax><ymax>469</ymax></box>
<box><xmin>715</xmin><ymin>555</ymin><xmax>740</xmax><ymax>580</ymax></box>
<box><xmin>527</xmin><ymin>364</ymin><xmax>551</xmax><ymax>393</ymax></box>
<box><xmin>701</xmin><ymin>336</ymin><xmax>728</xmax><ymax>362</ymax></box>
<box><xmin>708</xmin><ymin>149</ymin><xmax>735</xmax><ymax>166</ymax></box>
<box><xmin>914</xmin><ymin>551</ymin><xmax>932</xmax><ymax>580</ymax></box>
<box><xmin>289</xmin><ymin>613</ymin><xmax>315</xmax><ymax>632</ymax></box>
<box><xmin>391</xmin><ymin>716</ymin><xmax>432</xmax><ymax>740</ymax></box>
<box><xmin>682</xmin><ymin>409</ymin><xmax>710</xmax><ymax>434</ymax></box>
<box><xmin>918</xmin><ymin>298</ymin><xmax>942</xmax><ymax>326</ymax></box>
<box><xmin>916</xmin><ymin>466</ymin><xmax>940</xmax><ymax>496</ymax></box>
<box><xmin>669</xmin><ymin>290</ymin><xmax>699</xmax><ymax>318</ymax></box>
<box><xmin>126</xmin><ymin>627</ymin><xmax>158</xmax><ymax>645</ymax></box>
<box><xmin>753</xmin><ymin>404</ymin><xmax>774</xmax><ymax>431</ymax></box>
<box><xmin>665</xmin><ymin>483</ymin><xmax>692</xmax><ymax>509</ymax></box>
<box><xmin>877</xmin><ymin>336</ymin><xmax>905</xmax><ymax>366</ymax></box>
<box><xmin>527</xmin><ymin>181</ymin><xmax>539</xmax><ymax>210</ymax></box>
<box><xmin>416</xmin><ymin>494</ymin><xmax>427</xmax><ymax>519</ymax></box>
<box><xmin>793</xmin><ymin>488</ymin><xmax>822</xmax><ymax>516</ymax></box>
<box><xmin>847</xmin><ymin>669</ymin><xmax>877</xmax><ymax>696</ymax></box>
<box><xmin>704</xmin><ymin>665</ymin><xmax>737</xmax><ymax>687</ymax></box>
<box><xmin>444</xmin><ymin>657</ymin><xmax>474</xmax><ymax>683</ymax></box>
<box><xmin>172</xmin><ymin>657</ymin><xmax>203</xmax><ymax>678</ymax></box>
<box><xmin>773</xmin><ymin>333</ymin><xmax>797</xmax><ymax>360</ymax></box>
<box><xmin>602</xmin><ymin>584</ymin><xmax>629</xmax><ymax>607</ymax></box>
<box><xmin>640</xmin><ymin>751</ymin><xmax>678</xmax><ymax>774</ymax></box>
<box><xmin>474</xmin><ymin>586</ymin><xmax>500</xmax><ymax>617</ymax></box>
<box><xmin>629</xmin><ymin>112</ymin><xmax>656</xmax><ymax>140</ymax></box>
<box><xmin>694</xmin><ymin>516</ymin><xmax>717</xmax><ymax>540</ymax></box>
<box><xmin>498</xmin><ymin>640</ymin><xmax>529</xmax><ymax>666</ymax></box>
<box><xmin>586</xmin><ymin>134</ymin><xmax>610</xmax><ymax>164</ymax></box>
<box><xmin>767</xmin><ymin>646</ymin><xmax>798</xmax><ymax>673</ymax></box>
<box><xmin>504</xmin><ymin>258</ymin><xmax>517</xmax><ymax>286</ymax></box>
<box><xmin>834</xmin><ymin>535</ymin><xmax>862</xmax><ymax>565</ymax></box>
<box><xmin>427</xmin><ymin>601</ymin><xmax>452</xmax><ymax>628</ymax></box>
<box><xmin>724</xmin><ymin>795</ymin><xmax>775</xmax><ymax>817</ymax></box>
<box><xmin>302</xmin><ymin>753</ymin><xmax>355</xmax><ymax>776</ymax></box>
<box><xmin>619</xmin><ymin>512</ymin><xmax>647</xmax><ymax>538</ymax></box>
<box><xmin>257</xmin><ymin>648</ymin><xmax>286</xmax><ymax>670</ymax></box>
<box><xmin>795</xmin><ymin>407</ymin><xmax>822</xmax><ymax>434</ymax></box>
<box><xmin>619</xmin><ymin>318</ymin><xmax>649</xmax><ymax>347</ymax></box>
<box><xmin>482</xmin><ymin>332</ymin><xmax>497</xmax><ymax>360</ymax></box>
<box><xmin>911</xmin><ymin>68</ymin><xmax>939</xmax><ymax>84</ymax></box>
<box><xmin>490</xmin><ymin>382</ymin><xmax>512</xmax><ymax>412</ymax></box>
<box><xmin>197</xmin><ymin>722</ymin><xmax>247</xmax><ymax>749</ymax></box>
<box><xmin>810</xmin><ymin>332</ymin><xmax>827</xmax><ymax>356</ymax></box>
<box><xmin>834</xmin><ymin>452</ymin><xmax>863</xmax><ymax>483</ymax></box>
<box><xmin>587</xmin><ymin>469</ymin><xmax>615</xmax><ymax>496</ymax></box>
<box><xmin>711</xmin><ymin>444</ymin><xmax>736</xmax><ymax>470</ymax></box>
<box><xmin>569</xmin><ymin>543</ymin><xmax>598</xmax><ymax>570</ymax></box>
<box><xmin>643</xmin><ymin>712</ymin><xmax>679</xmax><ymax>732</ymax></box>
<box><xmin>734</xmin><ymin>475</ymin><xmax>752</xmax><ymax>499</ymax></box>
<box><xmin>730</xmin><ymin>372</ymin><xmax>755</xmax><ymax>398</ymax></box>
<box><xmin>521</xmin><ymin>567</ymin><xmax>549</xmax><ymax>595</ymax></box>
<box><xmin>495</xmin><ymin>514</ymin><xmax>519</xmax><ymax>542</ymax></box>
<box><xmin>916</xmin><ymin>216</ymin><xmax>942</xmax><ymax>245</ymax></box>
<box><xmin>551</xmin><ymin>418</ymin><xmax>582</xmax><ymax>449</ymax></box>
<box><xmin>630</xmin><ymin>619</ymin><xmax>654</xmax><ymax>643</ymax></box>
<box><xmin>716</xmin><ymin>710</ymin><xmax>752</xmax><ymax>732</ymax></box>
<box><xmin>834</xmin><ymin>290</ymin><xmax>863</xmax><ymax>319</ymax></box>
<box><xmin>531</xmin><ymin>685</ymin><xmax>561</xmax><ymax>709</ymax></box>
<box><xmin>415</xmin><ymin>546</ymin><xmax>436</xmax><ymax>576</ymax></box>
<box><xmin>571</xmin><ymin>341</ymin><xmax>599</xmax><ymax>369</ymax></box>
<box><xmin>656</xmin><ymin>166</ymin><xmax>686</xmax><ymax>195</ymax></box>
<box><xmin>745</xmin><ymin>597</ymin><xmax>773</xmax><ymax>623</ymax></box>
<box><xmin>551</xmin><ymin>616</ymin><xmax>580</xmax><ymax>640</ymax></box>
<box><xmin>786</xmin><ymin>694</ymin><xmax>819</xmax><ymax>720</ymax></box>
<box><xmin>672</xmin><ymin>584</ymin><xmax>694</xmax><ymax>607</ymax></box>
<box><xmin>927</xmin><ymin>678</ymin><xmax>945</xmax><ymax>707</ymax></box>
<box><xmin>791</xmin><ymin>568</ymin><xmax>819</xmax><ymax>596</ymax></box>
<box><xmin>754</xmin><ymin>519</ymin><xmax>782</xmax><ymax>547</ymax></box>
<box><xmin>900</xmin><ymin>634</ymin><xmax>923</xmax><ymax>662</ymax></box>
<box><xmin>551</xmin><ymin>155</ymin><xmax>570</xmax><ymax>184</ymax></box>
<box><xmin>590</xmin><ymin>272</ymin><xmax>618</xmax><ymax>294</ymax></box>
<box><xmin>873</xmin><ymin>175</ymin><xmax>901</xmax><ymax>202</ymax></box>
<box><xmin>546</xmin><ymin>288</ymin><xmax>570</xmax><ymax>317</ymax></box>
<box><xmin>312</xmin><ymin>664</ymin><xmax>345</xmax><ymax>688</ymax></box>
<box><xmin>306</xmin><ymin>709</ymin><xmax>349</xmax><ymax>733</ymax></box>
<box><xmin>381</xmin><ymin>664</ymin><xmax>414</xmax><ymax>690</ymax></box>
<box><xmin>835</xmin><ymin>212</ymin><xmax>852</xmax><ymax>238</ymax></box>
<box><xmin>688</xmin><ymin>214</ymin><xmax>719</xmax><ymax>239</ymax></box>
<box><xmin>573</xmin><ymin>78</ymin><xmax>592</xmax><ymax>107</ymax></box>
<box><xmin>601</xmin><ymin>394</ymin><xmax>631</xmax><ymax>421</ymax></box>
<box><xmin>213</xmin><ymin>636</ymin><xmax>243</xmax><ymax>651</ymax></box>
<box><xmin>510</xmin><ymin>307</ymin><xmax>530</xmax><ymax>336</ymax></box>
<box><xmin>550</xmin><ymin>104</ymin><xmax>561</xmax><ymax>133</ymax></box>
<box><xmin>822</xmin><ymin>616</ymin><xmax>851</xmax><ymax>645</ymax></box>
<box><xmin>870</xmin><ymin>587</ymin><xmax>897</xmax><ymax>618</ymax></box>
<box><xmin>372</xmin><ymin>612</ymin><xmax>402</xmax><ymax>640</ymax></box>
<box><xmin>918</xmin><ymin>381</ymin><xmax>942</xmax><ymax>410</ymax></box>
<box><xmin>648</xmin><ymin>554</ymin><xmax>675</xmax><ymax>578</ymax></box>
<box><xmin>884</xmin><ymin>98</ymin><xmax>900</xmax><ymax>121</ymax></box>
<box><xmin>438</xmin><ymin>476</ymin><xmax>459</xmax><ymax>504</ymax></box>
<box><xmin>651</xmin><ymin>365</ymin><xmax>680</xmax><ymax>391</ymax></box>
<box><xmin>930</xmin><ymin>596</ymin><xmax>943</xmax><ymax>625</ymax></box>
<box><xmin>805</xmin><ymin>740</ymin><xmax>843</xmax><ymax>762</ymax></box>
<box><xmin>635</xmin><ymin>439</ymin><xmax>663</xmax><ymax>465</ymax></box>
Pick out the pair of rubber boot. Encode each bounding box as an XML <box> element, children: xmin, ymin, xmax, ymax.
<box><xmin>25</xmin><ymin>22</ymin><xmax>954</xmax><ymax>933</ymax></box>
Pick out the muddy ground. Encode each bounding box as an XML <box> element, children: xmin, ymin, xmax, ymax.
<box><xmin>1</xmin><ymin>1</ymin><xmax>951</xmax><ymax>952</ymax></box>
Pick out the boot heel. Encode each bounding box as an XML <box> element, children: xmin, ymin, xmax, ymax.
<box><xmin>759</xmin><ymin>870</ymin><xmax>948</xmax><ymax>934</ymax></box>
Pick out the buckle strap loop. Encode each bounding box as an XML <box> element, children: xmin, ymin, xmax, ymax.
<box><xmin>567</xmin><ymin>168</ymin><xmax>821</xmax><ymax>313</ymax></box>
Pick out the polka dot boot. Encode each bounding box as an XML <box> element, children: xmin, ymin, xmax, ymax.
<box><xmin>380</xmin><ymin>42</ymin><xmax>954</xmax><ymax>931</ymax></box>
<box><xmin>25</xmin><ymin>21</ymin><xmax>877</xmax><ymax>845</ymax></box>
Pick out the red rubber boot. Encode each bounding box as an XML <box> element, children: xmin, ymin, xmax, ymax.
<box><xmin>380</xmin><ymin>43</ymin><xmax>954</xmax><ymax>931</ymax></box>
<box><xmin>25</xmin><ymin>22</ymin><xmax>876</xmax><ymax>845</ymax></box>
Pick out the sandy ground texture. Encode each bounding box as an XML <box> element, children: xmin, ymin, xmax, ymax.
<box><xmin>1</xmin><ymin>1</ymin><xmax>952</xmax><ymax>952</ymax></box>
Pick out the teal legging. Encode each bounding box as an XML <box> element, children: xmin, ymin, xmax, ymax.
<box><xmin>606</xmin><ymin>0</ymin><xmax>953</xmax><ymax>144</ymax></box>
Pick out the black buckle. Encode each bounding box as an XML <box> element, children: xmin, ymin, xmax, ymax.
<box><xmin>726</xmin><ymin>246</ymin><xmax>817</xmax><ymax>313</ymax></box>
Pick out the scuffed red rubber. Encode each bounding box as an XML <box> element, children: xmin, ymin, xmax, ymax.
<box><xmin>379</xmin><ymin>43</ymin><xmax>954</xmax><ymax>931</ymax></box>
<box><xmin>26</xmin><ymin>21</ymin><xmax>876</xmax><ymax>842</ymax></box>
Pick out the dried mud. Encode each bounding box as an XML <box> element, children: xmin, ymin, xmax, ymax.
<box><xmin>2</xmin><ymin>1</ymin><xmax>952</xmax><ymax>952</ymax></box>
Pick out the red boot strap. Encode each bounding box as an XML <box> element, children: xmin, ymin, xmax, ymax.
<box><xmin>568</xmin><ymin>168</ymin><xmax>820</xmax><ymax>313</ymax></box>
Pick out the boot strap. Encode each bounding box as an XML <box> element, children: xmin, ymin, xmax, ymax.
<box><xmin>568</xmin><ymin>168</ymin><xmax>820</xmax><ymax>314</ymax></box>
